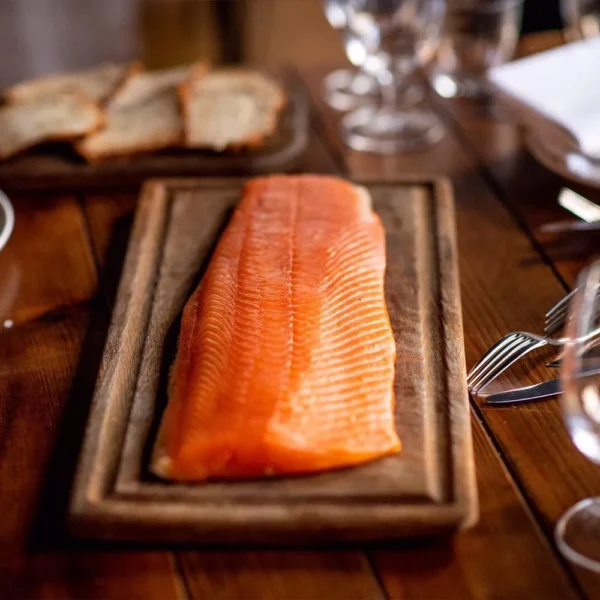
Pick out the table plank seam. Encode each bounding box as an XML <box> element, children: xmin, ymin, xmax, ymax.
<box><xmin>304</xmin><ymin>74</ymin><xmax>586</xmax><ymax>593</ymax></box>
<box><xmin>170</xmin><ymin>553</ymin><xmax>192</xmax><ymax>600</ymax></box>
<box><xmin>468</xmin><ymin>396</ymin><xmax>587</xmax><ymax>598</ymax></box>
<box><xmin>302</xmin><ymin>77</ymin><xmax>395</xmax><ymax>598</ymax></box>
<box><xmin>363</xmin><ymin>550</ymin><xmax>393</xmax><ymax>600</ymax></box>
<box><xmin>74</xmin><ymin>192</ymin><xmax>185</xmax><ymax>598</ymax></box>
<box><xmin>430</xmin><ymin>101</ymin><xmax>588</xmax><ymax>596</ymax></box>
<box><xmin>76</xmin><ymin>193</ymin><xmax>115</xmax><ymax>314</ymax></box>
<box><xmin>434</xmin><ymin>101</ymin><xmax>571</xmax><ymax>295</ymax></box>
<box><xmin>308</xmin><ymin>109</ymin><xmax>350</xmax><ymax>177</ymax></box>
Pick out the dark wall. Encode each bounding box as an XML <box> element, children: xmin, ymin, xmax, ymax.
<box><xmin>522</xmin><ymin>0</ymin><xmax>562</xmax><ymax>33</ymax></box>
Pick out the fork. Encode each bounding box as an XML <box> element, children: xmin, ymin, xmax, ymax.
<box><xmin>468</xmin><ymin>331</ymin><xmax>565</xmax><ymax>394</ymax></box>
<box><xmin>468</xmin><ymin>291</ymin><xmax>572</xmax><ymax>393</ymax></box>
<box><xmin>545</xmin><ymin>286</ymin><xmax>600</xmax><ymax>336</ymax></box>
<box><xmin>544</xmin><ymin>288</ymin><xmax>577</xmax><ymax>336</ymax></box>
<box><xmin>469</xmin><ymin>322</ymin><xmax>600</xmax><ymax>393</ymax></box>
<box><xmin>543</xmin><ymin>189</ymin><xmax>600</xmax><ymax>334</ymax></box>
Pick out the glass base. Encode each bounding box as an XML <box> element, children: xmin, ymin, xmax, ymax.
<box><xmin>526</xmin><ymin>132</ymin><xmax>600</xmax><ymax>189</ymax></box>
<box><xmin>322</xmin><ymin>69</ymin><xmax>378</xmax><ymax>112</ymax></box>
<box><xmin>431</xmin><ymin>71</ymin><xmax>488</xmax><ymax>99</ymax></box>
<box><xmin>340</xmin><ymin>106</ymin><xmax>445</xmax><ymax>154</ymax></box>
<box><xmin>555</xmin><ymin>497</ymin><xmax>600</xmax><ymax>572</ymax></box>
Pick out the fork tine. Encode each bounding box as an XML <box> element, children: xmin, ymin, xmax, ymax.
<box><xmin>470</xmin><ymin>337</ymin><xmax>545</xmax><ymax>393</ymax></box>
<box><xmin>469</xmin><ymin>335</ymin><xmax>530</xmax><ymax>390</ymax></box>
<box><xmin>544</xmin><ymin>289</ymin><xmax>578</xmax><ymax>335</ymax></box>
<box><xmin>467</xmin><ymin>333</ymin><xmax>521</xmax><ymax>383</ymax></box>
<box><xmin>545</xmin><ymin>309</ymin><xmax>569</xmax><ymax>335</ymax></box>
<box><xmin>545</xmin><ymin>289</ymin><xmax>576</xmax><ymax>319</ymax></box>
<box><xmin>468</xmin><ymin>334</ymin><xmax>529</xmax><ymax>388</ymax></box>
<box><xmin>545</xmin><ymin>293</ymin><xmax>600</xmax><ymax>335</ymax></box>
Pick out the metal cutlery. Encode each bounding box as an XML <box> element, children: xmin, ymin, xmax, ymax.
<box><xmin>486</xmin><ymin>376</ymin><xmax>563</xmax><ymax>404</ymax></box>
<box><xmin>539</xmin><ymin>220</ymin><xmax>600</xmax><ymax>234</ymax></box>
<box><xmin>544</xmin><ymin>288</ymin><xmax>577</xmax><ymax>336</ymax></box>
<box><xmin>486</xmin><ymin>367</ymin><xmax>600</xmax><ymax>405</ymax></box>
<box><xmin>469</xmin><ymin>189</ymin><xmax>600</xmax><ymax>393</ymax></box>
<box><xmin>470</xmin><ymin>188</ymin><xmax>600</xmax><ymax>396</ymax></box>
<box><xmin>557</xmin><ymin>188</ymin><xmax>600</xmax><ymax>223</ymax></box>
<box><xmin>468</xmin><ymin>331</ymin><xmax>565</xmax><ymax>393</ymax></box>
<box><xmin>542</xmin><ymin>190</ymin><xmax>600</xmax><ymax>333</ymax></box>
<box><xmin>468</xmin><ymin>288</ymin><xmax>577</xmax><ymax>393</ymax></box>
<box><xmin>537</xmin><ymin>188</ymin><xmax>600</xmax><ymax>235</ymax></box>
<box><xmin>469</xmin><ymin>324</ymin><xmax>600</xmax><ymax>393</ymax></box>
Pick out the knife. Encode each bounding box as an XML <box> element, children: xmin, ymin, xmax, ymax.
<box><xmin>558</xmin><ymin>188</ymin><xmax>600</xmax><ymax>223</ymax></box>
<box><xmin>485</xmin><ymin>367</ymin><xmax>600</xmax><ymax>405</ymax></box>
<box><xmin>538</xmin><ymin>220</ymin><xmax>600</xmax><ymax>234</ymax></box>
<box><xmin>537</xmin><ymin>189</ymin><xmax>600</xmax><ymax>234</ymax></box>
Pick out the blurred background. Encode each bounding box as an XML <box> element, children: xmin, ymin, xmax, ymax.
<box><xmin>0</xmin><ymin>0</ymin><xmax>562</xmax><ymax>87</ymax></box>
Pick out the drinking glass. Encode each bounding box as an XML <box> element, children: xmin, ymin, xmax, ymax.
<box><xmin>321</xmin><ymin>0</ymin><xmax>378</xmax><ymax>111</ymax></box>
<box><xmin>341</xmin><ymin>0</ymin><xmax>446</xmax><ymax>154</ymax></box>
<box><xmin>561</xmin><ymin>0</ymin><xmax>600</xmax><ymax>41</ymax></box>
<box><xmin>431</xmin><ymin>0</ymin><xmax>523</xmax><ymax>99</ymax></box>
<box><xmin>558</xmin><ymin>259</ymin><xmax>600</xmax><ymax>572</ymax></box>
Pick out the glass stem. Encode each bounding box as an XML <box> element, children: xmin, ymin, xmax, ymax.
<box><xmin>377</xmin><ymin>68</ymin><xmax>397</xmax><ymax>115</ymax></box>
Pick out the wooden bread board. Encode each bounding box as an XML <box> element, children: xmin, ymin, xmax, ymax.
<box><xmin>70</xmin><ymin>176</ymin><xmax>478</xmax><ymax>543</ymax></box>
<box><xmin>0</xmin><ymin>71</ymin><xmax>308</xmax><ymax>190</ymax></box>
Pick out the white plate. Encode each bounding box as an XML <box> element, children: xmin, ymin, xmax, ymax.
<box><xmin>0</xmin><ymin>191</ymin><xmax>15</xmax><ymax>251</ymax></box>
<box><xmin>526</xmin><ymin>133</ymin><xmax>600</xmax><ymax>189</ymax></box>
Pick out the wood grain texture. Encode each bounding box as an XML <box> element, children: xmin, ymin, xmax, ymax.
<box><xmin>300</xmin><ymin>66</ymin><xmax>585</xmax><ymax>596</ymax></box>
<box><xmin>0</xmin><ymin>193</ymin><xmax>98</xmax><ymax>326</ymax></box>
<box><xmin>80</xmin><ymin>144</ymin><xmax>388</xmax><ymax>599</ymax></box>
<box><xmin>373</xmin><ymin>417</ymin><xmax>576</xmax><ymax>600</ymax></box>
<box><xmin>79</xmin><ymin>108</ymin><xmax>340</xmax><ymax>308</ymax></box>
<box><xmin>0</xmin><ymin>71</ymin><xmax>309</xmax><ymax>191</ymax></box>
<box><xmin>439</xmin><ymin>95</ymin><xmax>600</xmax><ymax>288</ymax></box>
<box><xmin>0</xmin><ymin>21</ymin><xmax>592</xmax><ymax>596</ymax></box>
<box><xmin>82</xmin><ymin>192</ymin><xmax>139</xmax><ymax>308</ymax></box>
<box><xmin>178</xmin><ymin>551</ymin><xmax>384</xmax><ymax>600</ymax></box>
<box><xmin>440</xmin><ymin>95</ymin><xmax>600</xmax><ymax>594</ymax></box>
<box><xmin>70</xmin><ymin>176</ymin><xmax>476</xmax><ymax>543</ymax></box>
<box><xmin>14</xmin><ymin>552</ymin><xmax>183</xmax><ymax>600</ymax></box>
<box><xmin>0</xmin><ymin>285</ymin><xmax>180</xmax><ymax>598</ymax></box>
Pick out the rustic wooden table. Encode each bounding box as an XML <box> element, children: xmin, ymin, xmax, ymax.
<box><xmin>1</xmin><ymin>9</ymin><xmax>598</xmax><ymax>596</ymax></box>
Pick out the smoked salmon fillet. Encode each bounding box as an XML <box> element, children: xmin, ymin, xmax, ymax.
<box><xmin>152</xmin><ymin>175</ymin><xmax>400</xmax><ymax>480</ymax></box>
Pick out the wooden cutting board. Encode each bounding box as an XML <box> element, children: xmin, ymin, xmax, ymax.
<box><xmin>70</xmin><ymin>176</ymin><xmax>477</xmax><ymax>543</ymax></box>
<box><xmin>0</xmin><ymin>71</ymin><xmax>308</xmax><ymax>190</ymax></box>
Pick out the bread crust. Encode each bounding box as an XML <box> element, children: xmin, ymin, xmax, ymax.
<box><xmin>76</xmin><ymin>125</ymin><xmax>183</xmax><ymax>163</ymax></box>
<box><xmin>3</xmin><ymin>62</ymin><xmax>141</xmax><ymax>106</ymax></box>
<box><xmin>0</xmin><ymin>90</ymin><xmax>105</xmax><ymax>160</ymax></box>
<box><xmin>179</xmin><ymin>69</ymin><xmax>286</xmax><ymax>151</ymax></box>
<box><xmin>103</xmin><ymin>61</ymin><xmax>144</xmax><ymax>106</ymax></box>
<box><xmin>74</xmin><ymin>63</ymin><xmax>209</xmax><ymax>162</ymax></box>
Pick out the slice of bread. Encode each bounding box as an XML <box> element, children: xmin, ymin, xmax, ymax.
<box><xmin>76</xmin><ymin>90</ymin><xmax>182</xmax><ymax>162</ymax></box>
<box><xmin>4</xmin><ymin>62</ymin><xmax>140</xmax><ymax>105</ymax></box>
<box><xmin>110</xmin><ymin>64</ymin><xmax>195</xmax><ymax>110</ymax></box>
<box><xmin>76</xmin><ymin>63</ymin><xmax>207</xmax><ymax>162</ymax></box>
<box><xmin>179</xmin><ymin>69</ymin><xmax>286</xmax><ymax>151</ymax></box>
<box><xmin>0</xmin><ymin>91</ymin><xmax>104</xmax><ymax>160</ymax></box>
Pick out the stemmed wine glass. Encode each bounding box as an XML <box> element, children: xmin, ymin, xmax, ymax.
<box><xmin>558</xmin><ymin>259</ymin><xmax>600</xmax><ymax>571</ymax></box>
<box><xmin>321</xmin><ymin>0</ymin><xmax>378</xmax><ymax>111</ymax></box>
<box><xmin>341</xmin><ymin>0</ymin><xmax>446</xmax><ymax>154</ymax></box>
<box><xmin>561</xmin><ymin>0</ymin><xmax>600</xmax><ymax>41</ymax></box>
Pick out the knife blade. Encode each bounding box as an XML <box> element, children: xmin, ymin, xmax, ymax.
<box><xmin>538</xmin><ymin>220</ymin><xmax>600</xmax><ymax>234</ymax></box>
<box><xmin>558</xmin><ymin>188</ymin><xmax>600</xmax><ymax>223</ymax></box>
<box><xmin>485</xmin><ymin>367</ymin><xmax>600</xmax><ymax>405</ymax></box>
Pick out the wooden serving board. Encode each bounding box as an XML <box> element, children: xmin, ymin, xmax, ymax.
<box><xmin>0</xmin><ymin>71</ymin><xmax>308</xmax><ymax>190</ymax></box>
<box><xmin>70</xmin><ymin>176</ymin><xmax>477</xmax><ymax>543</ymax></box>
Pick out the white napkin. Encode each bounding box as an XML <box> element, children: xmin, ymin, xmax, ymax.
<box><xmin>488</xmin><ymin>36</ymin><xmax>600</xmax><ymax>158</ymax></box>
